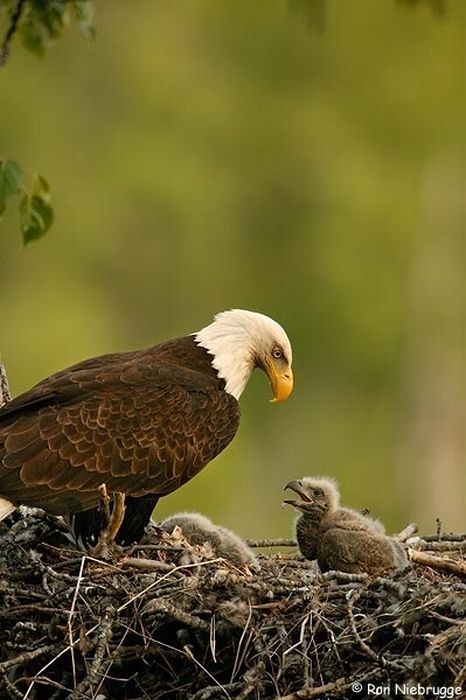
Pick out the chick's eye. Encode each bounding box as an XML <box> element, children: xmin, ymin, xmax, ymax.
<box><xmin>272</xmin><ymin>348</ymin><xmax>283</xmax><ymax>360</ymax></box>
<box><xmin>313</xmin><ymin>489</ymin><xmax>322</xmax><ymax>497</ymax></box>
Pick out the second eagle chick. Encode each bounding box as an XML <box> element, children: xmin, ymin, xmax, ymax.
<box><xmin>160</xmin><ymin>512</ymin><xmax>256</xmax><ymax>568</ymax></box>
<box><xmin>284</xmin><ymin>477</ymin><xmax>408</xmax><ymax>576</ymax></box>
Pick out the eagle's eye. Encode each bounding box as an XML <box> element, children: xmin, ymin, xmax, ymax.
<box><xmin>272</xmin><ymin>347</ymin><xmax>284</xmax><ymax>360</ymax></box>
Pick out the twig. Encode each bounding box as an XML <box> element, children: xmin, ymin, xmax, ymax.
<box><xmin>346</xmin><ymin>588</ymin><xmax>380</xmax><ymax>662</ymax></box>
<box><xmin>454</xmin><ymin>664</ymin><xmax>466</xmax><ymax>690</ymax></box>
<box><xmin>2</xmin><ymin>673</ymin><xmax>23</xmax><ymax>700</ymax></box>
<box><xmin>0</xmin><ymin>356</ymin><xmax>12</xmax><ymax>407</ymax></box>
<box><xmin>120</xmin><ymin>556</ymin><xmax>179</xmax><ymax>573</ymax></box>
<box><xmin>190</xmin><ymin>683</ymin><xmax>242</xmax><ymax>700</ymax></box>
<box><xmin>209</xmin><ymin>613</ymin><xmax>217</xmax><ymax>663</ymax></box>
<box><xmin>0</xmin><ymin>605</ymin><xmax>67</xmax><ymax>618</ymax></box>
<box><xmin>247</xmin><ymin>538</ymin><xmax>297</xmax><ymax>548</ymax></box>
<box><xmin>142</xmin><ymin>599</ymin><xmax>210</xmax><ymax>630</ymax></box>
<box><xmin>276</xmin><ymin>669</ymin><xmax>383</xmax><ymax>699</ymax></box>
<box><xmin>283</xmin><ymin>613</ymin><xmax>310</xmax><ymax>658</ymax></box>
<box><xmin>278</xmin><ymin>679</ymin><xmax>348</xmax><ymax>699</ymax></box>
<box><xmin>275</xmin><ymin>676</ymin><xmax>350</xmax><ymax>699</ymax></box>
<box><xmin>408</xmin><ymin>549</ymin><xmax>466</xmax><ymax>577</ymax></box>
<box><xmin>322</xmin><ymin>571</ymin><xmax>369</xmax><ymax>584</ymax></box>
<box><xmin>182</xmin><ymin>645</ymin><xmax>231</xmax><ymax>699</ymax></box>
<box><xmin>117</xmin><ymin>557</ymin><xmax>223</xmax><ymax>613</ymax></box>
<box><xmin>23</xmin><ymin>675</ymin><xmax>70</xmax><ymax>694</ymax></box>
<box><xmin>0</xmin><ymin>0</ymin><xmax>26</xmax><ymax>67</ymax></box>
<box><xmin>0</xmin><ymin>644</ymin><xmax>58</xmax><ymax>672</ymax></box>
<box><xmin>422</xmin><ymin>533</ymin><xmax>466</xmax><ymax>543</ymax></box>
<box><xmin>409</xmin><ymin>540</ymin><xmax>466</xmax><ymax>553</ymax></box>
<box><xmin>429</xmin><ymin>611</ymin><xmax>466</xmax><ymax>626</ymax></box>
<box><xmin>257</xmin><ymin>556</ymin><xmax>310</xmax><ymax>567</ymax></box>
<box><xmin>24</xmin><ymin>618</ymin><xmax>102</xmax><ymax>699</ymax></box>
<box><xmin>67</xmin><ymin>606</ymin><xmax>116</xmax><ymax>699</ymax></box>
<box><xmin>230</xmin><ymin>602</ymin><xmax>253</xmax><ymax>682</ymax></box>
<box><xmin>66</xmin><ymin>555</ymin><xmax>87</xmax><ymax>689</ymax></box>
<box><xmin>394</xmin><ymin>523</ymin><xmax>418</xmax><ymax>542</ymax></box>
<box><xmin>0</xmin><ymin>646</ymin><xmax>60</xmax><ymax>700</ymax></box>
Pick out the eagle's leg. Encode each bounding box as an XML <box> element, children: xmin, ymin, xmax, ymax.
<box><xmin>98</xmin><ymin>483</ymin><xmax>112</xmax><ymax>524</ymax></box>
<box><xmin>105</xmin><ymin>492</ymin><xmax>126</xmax><ymax>541</ymax></box>
<box><xmin>114</xmin><ymin>494</ymin><xmax>159</xmax><ymax>546</ymax></box>
<box><xmin>70</xmin><ymin>494</ymin><xmax>159</xmax><ymax>550</ymax></box>
<box><xmin>91</xmin><ymin>490</ymin><xmax>126</xmax><ymax>557</ymax></box>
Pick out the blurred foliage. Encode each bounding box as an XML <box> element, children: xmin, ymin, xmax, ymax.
<box><xmin>289</xmin><ymin>0</ymin><xmax>327</xmax><ymax>32</ymax></box>
<box><xmin>0</xmin><ymin>0</ymin><xmax>93</xmax><ymax>240</ymax></box>
<box><xmin>0</xmin><ymin>1</ymin><xmax>464</xmax><ymax>536</ymax></box>
<box><xmin>396</xmin><ymin>0</ymin><xmax>447</xmax><ymax>15</ymax></box>
<box><xmin>0</xmin><ymin>0</ymin><xmax>94</xmax><ymax>60</ymax></box>
<box><xmin>18</xmin><ymin>0</ymin><xmax>95</xmax><ymax>57</ymax></box>
<box><xmin>0</xmin><ymin>159</ymin><xmax>53</xmax><ymax>243</ymax></box>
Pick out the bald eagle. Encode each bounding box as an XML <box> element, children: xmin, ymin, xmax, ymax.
<box><xmin>0</xmin><ymin>310</ymin><xmax>293</xmax><ymax>547</ymax></box>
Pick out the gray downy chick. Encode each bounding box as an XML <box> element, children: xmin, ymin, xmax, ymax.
<box><xmin>284</xmin><ymin>477</ymin><xmax>408</xmax><ymax>576</ymax></box>
<box><xmin>160</xmin><ymin>512</ymin><xmax>256</xmax><ymax>568</ymax></box>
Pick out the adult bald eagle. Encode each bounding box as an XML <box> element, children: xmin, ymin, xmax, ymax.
<box><xmin>0</xmin><ymin>310</ymin><xmax>293</xmax><ymax>547</ymax></box>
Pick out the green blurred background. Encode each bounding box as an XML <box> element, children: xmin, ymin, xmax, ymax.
<box><xmin>1</xmin><ymin>1</ymin><xmax>464</xmax><ymax>537</ymax></box>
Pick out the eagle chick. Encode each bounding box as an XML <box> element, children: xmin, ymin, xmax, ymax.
<box><xmin>160</xmin><ymin>512</ymin><xmax>256</xmax><ymax>568</ymax></box>
<box><xmin>284</xmin><ymin>477</ymin><xmax>408</xmax><ymax>576</ymax></box>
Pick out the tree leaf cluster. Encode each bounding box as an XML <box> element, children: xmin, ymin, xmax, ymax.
<box><xmin>0</xmin><ymin>159</ymin><xmax>53</xmax><ymax>244</ymax></box>
<box><xmin>0</xmin><ymin>1</ymin><xmax>92</xmax><ymax>243</ymax></box>
<box><xmin>0</xmin><ymin>0</ymin><xmax>448</xmax><ymax>245</ymax></box>
<box><xmin>0</xmin><ymin>0</ymin><xmax>94</xmax><ymax>60</ymax></box>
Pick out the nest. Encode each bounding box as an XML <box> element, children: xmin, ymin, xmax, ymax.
<box><xmin>0</xmin><ymin>509</ymin><xmax>465</xmax><ymax>700</ymax></box>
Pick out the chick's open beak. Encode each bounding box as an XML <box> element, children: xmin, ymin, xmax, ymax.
<box><xmin>284</xmin><ymin>480</ymin><xmax>301</xmax><ymax>494</ymax></box>
<box><xmin>282</xmin><ymin>480</ymin><xmax>313</xmax><ymax>510</ymax></box>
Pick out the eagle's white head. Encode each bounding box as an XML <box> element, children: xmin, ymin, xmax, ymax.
<box><xmin>195</xmin><ymin>309</ymin><xmax>293</xmax><ymax>401</ymax></box>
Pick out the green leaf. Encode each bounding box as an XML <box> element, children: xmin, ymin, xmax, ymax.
<box><xmin>20</xmin><ymin>1</ymin><xmax>69</xmax><ymax>58</ymax></box>
<box><xmin>20</xmin><ymin>193</ymin><xmax>54</xmax><ymax>245</ymax></box>
<box><xmin>0</xmin><ymin>159</ymin><xmax>53</xmax><ymax>240</ymax></box>
<box><xmin>20</xmin><ymin>15</ymin><xmax>48</xmax><ymax>58</ymax></box>
<box><xmin>32</xmin><ymin>172</ymin><xmax>51</xmax><ymax>201</ymax></box>
<box><xmin>71</xmin><ymin>0</ymin><xmax>95</xmax><ymax>41</ymax></box>
<box><xmin>0</xmin><ymin>160</ymin><xmax>23</xmax><ymax>204</ymax></box>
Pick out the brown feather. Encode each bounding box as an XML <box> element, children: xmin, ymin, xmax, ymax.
<box><xmin>0</xmin><ymin>337</ymin><xmax>239</xmax><ymax>517</ymax></box>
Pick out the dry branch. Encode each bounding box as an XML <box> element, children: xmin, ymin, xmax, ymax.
<box><xmin>408</xmin><ymin>548</ymin><xmax>466</xmax><ymax>576</ymax></box>
<box><xmin>394</xmin><ymin>522</ymin><xmax>418</xmax><ymax>541</ymax></box>
<box><xmin>0</xmin><ymin>356</ymin><xmax>11</xmax><ymax>408</ymax></box>
<box><xmin>247</xmin><ymin>538</ymin><xmax>297</xmax><ymax>548</ymax></box>
<box><xmin>0</xmin><ymin>0</ymin><xmax>26</xmax><ymax>68</ymax></box>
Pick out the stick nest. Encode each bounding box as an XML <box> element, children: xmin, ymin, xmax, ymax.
<box><xmin>0</xmin><ymin>509</ymin><xmax>464</xmax><ymax>700</ymax></box>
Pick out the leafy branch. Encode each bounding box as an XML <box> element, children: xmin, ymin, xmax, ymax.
<box><xmin>0</xmin><ymin>0</ymin><xmax>95</xmax><ymax>65</ymax></box>
<box><xmin>1</xmin><ymin>1</ymin><xmax>94</xmax><ymax>242</ymax></box>
<box><xmin>0</xmin><ymin>159</ymin><xmax>54</xmax><ymax>244</ymax></box>
<box><xmin>0</xmin><ymin>0</ymin><xmax>25</xmax><ymax>65</ymax></box>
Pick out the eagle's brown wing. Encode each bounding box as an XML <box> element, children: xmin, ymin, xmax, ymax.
<box><xmin>0</xmin><ymin>361</ymin><xmax>239</xmax><ymax>515</ymax></box>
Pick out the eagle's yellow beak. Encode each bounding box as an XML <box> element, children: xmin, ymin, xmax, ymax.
<box><xmin>266</xmin><ymin>363</ymin><xmax>294</xmax><ymax>403</ymax></box>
